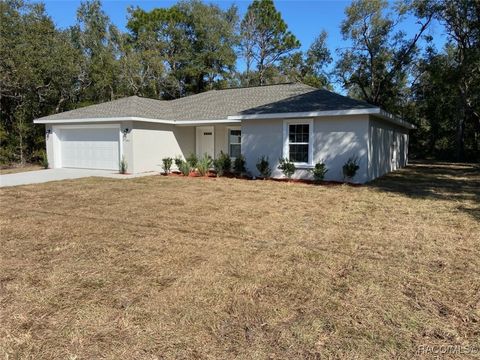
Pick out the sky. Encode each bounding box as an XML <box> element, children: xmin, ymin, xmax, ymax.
<box><xmin>42</xmin><ymin>0</ymin><xmax>448</xmax><ymax>91</ymax></box>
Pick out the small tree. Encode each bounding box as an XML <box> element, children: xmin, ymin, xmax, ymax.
<box><xmin>162</xmin><ymin>157</ymin><xmax>173</xmax><ymax>174</ymax></box>
<box><xmin>342</xmin><ymin>156</ymin><xmax>360</xmax><ymax>181</ymax></box>
<box><xmin>256</xmin><ymin>155</ymin><xmax>272</xmax><ymax>178</ymax></box>
<box><xmin>309</xmin><ymin>162</ymin><xmax>328</xmax><ymax>183</ymax></box>
<box><xmin>278</xmin><ymin>158</ymin><xmax>296</xmax><ymax>179</ymax></box>
<box><xmin>213</xmin><ymin>151</ymin><xmax>231</xmax><ymax>177</ymax></box>
<box><xmin>233</xmin><ymin>154</ymin><xmax>246</xmax><ymax>175</ymax></box>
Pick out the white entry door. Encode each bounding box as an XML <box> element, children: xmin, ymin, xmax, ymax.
<box><xmin>59</xmin><ymin>127</ymin><xmax>120</xmax><ymax>170</ymax></box>
<box><xmin>196</xmin><ymin>126</ymin><xmax>215</xmax><ymax>158</ymax></box>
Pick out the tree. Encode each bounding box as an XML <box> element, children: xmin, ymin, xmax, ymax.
<box><xmin>430</xmin><ymin>0</ymin><xmax>480</xmax><ymax>160</ymax></box>
<box><xmin>335</xmin><ymin>0</ymin><xmax>433</xmax><ymax>113</ymax></box>
<box><xmin>71</xmin><ymin>0</ymin><xmax>120</xmax><ymax>102</ymax></box>
<box><xmin>127</xmin><ymin>0</ymin><xmax>238</xmax><ymax>98</ymax></box>
<box><xmin>0</xmin><ymin>0</ymin><xmax>79</xmax><ymax>163</ymax></box>
<box><xmin>240</xmin><ymin>0</ymin><xmax>300</xmax><ymax>85</ymax></box>
<box><xmin>275</xmin><ymin>31</ymin><xmax>332</xmax><ymax>88</ymax></box>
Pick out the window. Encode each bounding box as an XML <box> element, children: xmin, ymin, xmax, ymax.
<box><xmin>228</xmin><ymin>129</ymin><xmax>241</xmax><ymax>158</ymax></box>
<box><xmin>288</xmin><ymin>123</ymin><xmax>310</xmax><ymax>163</ymax></box>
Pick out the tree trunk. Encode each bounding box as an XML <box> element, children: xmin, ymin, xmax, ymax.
<box><xmin>456</xmin><ymin>88</ymin><xmax>466</xmax><ymax>161</ymax></box>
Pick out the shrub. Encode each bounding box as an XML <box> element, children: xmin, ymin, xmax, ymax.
<box><xmin>196</xmin><ymin>153</ymin><xmax>213</xmax><ymax>176</ymax></box>
<box><xmin>186</xmin><ymin>153</ymin><xmax>198</xmax><ymax>169</ymax></box>
<box><xmin>278</xmin><ymin>158</ymin><xmax>296</xmax><ymax>179</ymax></box>
<box><xmin>178</xmin><ymin>160</ymin><xmax>191</xmax><ymax>176</ymax></box>
<box><xmin>343</xmin><ymin>156</ymin><xmax>360</xmax><ymax>180</ymax></box>
<box><xmin>119</xmin><ymin>156</ymin><xmax>128</xmax><ymax>174</ymax></box>
<box><xmin>233</xmin><ymin>154</ymin><xmax>246</xmax><ymax>175</ymax></box>
<box><xmin>162</xmin><ymin>157</ymin><xmax>173</xmax><ymax>174</ymax></box>
<box><xmin>174</xmin><ymin>156</ymin><xmax>183</xmax><ymax>170</ymax></box>
<box><xmin>39</xmin><ymin>150</ymin><xmax>49</xmax><ymax>169</ymax></box>
<box><xmin>213</xmin><ymin>151</ymin><xmax>231</xmax><ymax>177</ymax></box>
<box><xmin>256</xmin><ymin>156</ymin><xmax>272</xmax><ymax>178</ymax></box>
<box><xmin>309</xmin><ymin>162</ymin><xmax>328</xmax><ymax>183</ymax></box>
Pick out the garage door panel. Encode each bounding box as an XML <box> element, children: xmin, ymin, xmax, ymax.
<box><xmin>60</xmin><ymin>128</ymin><xmax>120</xmax><ymax>170</ymax></box>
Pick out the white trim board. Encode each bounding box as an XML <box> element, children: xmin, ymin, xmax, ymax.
<box><xmin>228</xmin><ymin>108</ymin><xmax>416</xmax><ymax>130</ymax></box>
<box><xmin>34</xmin><ymin>108</ymin><xmax>415</xmax><ymax>130</ymax></box>
<box><xmin>35</xmin><ymin>116</ymin><xmax>241</xmax><ymax>125</ymax></box>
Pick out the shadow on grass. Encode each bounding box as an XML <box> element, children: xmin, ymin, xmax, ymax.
<box><xmin>368</xmin><ymin>160</ymin><xmax>480</xmax><ymax>220</ymax></box>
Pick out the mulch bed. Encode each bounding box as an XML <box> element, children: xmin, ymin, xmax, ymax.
<box><xmin>161</xmin><ymin>171</ymin><xmax>362</xmax><ymax>186</ymax></box>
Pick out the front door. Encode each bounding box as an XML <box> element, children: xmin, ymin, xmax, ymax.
<box><xmin>196</xmin><ymin>126</ymin><xmax>215</xmax><ymax>159</ymax></box>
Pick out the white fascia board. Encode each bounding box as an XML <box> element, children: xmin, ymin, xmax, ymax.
<box><xmin>34</xmin><ymin>116</ymin><xmax>240</xmax><ymax>126</ymax></box>
<box><xmin>227</xmin><ymin>108</ymin><xmax>381</xmax><ymax>120</ymax></box>
<box><xmin>175</xmin><ymin>119</ymin><xmax>241</xmax><ymax>126</ymax></box>
<box><xmin>228</xmin><ymin>107</ymin><xmax>416</xmax><ymax>130</ymax></box>
<box><xmin>376</xmin><ymin>110</ymin><xmax>416</xmax><ymax>130</ymax></box>
<box><xmin>34</xmin><ymin>117</ymin><xmax>173</xmax><ymax>124</ymax></box>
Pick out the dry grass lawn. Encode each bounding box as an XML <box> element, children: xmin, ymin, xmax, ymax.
<box><xmin>0</xmin><ymin>161</ymin><xmax>479</xmax><ymax>359</ymax></box>
<box><xmin>0</xmin><ymin>164</ymin><xmax>43</xmax><ymax>175</ymax></box>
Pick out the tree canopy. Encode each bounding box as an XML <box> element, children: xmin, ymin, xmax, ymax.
<box><xmin>0</xmin><ymin>0</ymin><xmax>478</xmax><ymax>164</ymax></box>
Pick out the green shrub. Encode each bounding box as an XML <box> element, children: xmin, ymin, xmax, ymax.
<box><xmin>178</xmin><ymin>160</ymin><xmax>191</xmax><ymax>176</ymax></box>
<box><xmin>162</xmin><ymin>157</ymin><xmax>173</xmax><ymax>174</ymax></box>
<box><xmin>256</xmin><ymin>156</ymin><xmax>271</xmax><ymax>178</ymax></box>
<box><xmin>342</xmin><ymin>156</ymin><xmax>360</xmax><ymax>180</ymax></box>
<box><xmin>38</xmin><ymin>150</ymin><xmax>49</xmax><ymax>169</ymax></box>
<box><xmin>309</xmin><ymin>162</ymin><xmax>328</xmax><ymax>183</ymax></box>
<box><xmin>213</xmin><ymin>151</ymin><xmax>231</xmax><ymax>177</ymax></box>
<box><xmin>119</xmin><ymin>156</ymin><xmax>128</xmax><ymax>174</ymax></box>
<box><xmin>278</xmin><ymin>158</ymin><xmax>296</xmax><ymax>179</ymax></box>
<box><xmin>174</xmin><ymin>156</ymin><xmax>183</xmax><ymax>169</ymax></box>
<box><xmin>186</xmin><ymin>153</ymin><xmax>198</xmax><ymax>169</ymax></box>
<box><xmin>233</xmin><ymin>154</ymin><xmax>246</xmax><ymax>175</ymax></box>
<box><xmin>197</xmin><ymin>153</ymin><xmax>213</xmax><ymax>176</ymax></box>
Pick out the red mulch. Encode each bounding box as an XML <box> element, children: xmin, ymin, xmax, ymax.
<box><xmin>161</xmin><ymin>171</ymin><xmax>362</xmax><ymax>186</ymax></box>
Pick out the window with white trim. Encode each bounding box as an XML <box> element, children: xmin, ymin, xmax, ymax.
<box><xmin>288</xmin><ymin>123</ymin><xmax>310</xmax><ymax>163</ymax></box>
<box><xmin>228</xmin><ymin>129</ymin><xmax>241</xmax><ymax>158</ymax></box>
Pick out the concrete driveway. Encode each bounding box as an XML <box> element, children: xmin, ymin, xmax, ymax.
<box><xmin>0</xmin><ymin>168</ymin><xmax>124</xmax><ymax>187</ymax></box>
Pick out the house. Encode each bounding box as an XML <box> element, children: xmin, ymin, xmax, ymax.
<box><xmin>34</xmin><ymin>83</ymin><xmax>415</xmax><ymax>183</ymax></box>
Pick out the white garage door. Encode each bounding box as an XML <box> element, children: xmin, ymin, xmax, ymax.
<box><xmin>60</xmin><ymin>127</ymin><xmax>120</xmax><ymax>170</ymax></box>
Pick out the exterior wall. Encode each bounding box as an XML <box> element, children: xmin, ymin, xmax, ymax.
<box><xmin>131</xmin><ymin>122</ymin><xmax>194</xmax><ymax>173</ymax></box>
<box><xmin>242</xmin><ymin>115</ymin><xmax>370</xmax><ymax>183</ymax></box>
<box><xmin>367</xmin><ymin>116</ymin><xmax>409</xmax><ymax>181</ymax></box>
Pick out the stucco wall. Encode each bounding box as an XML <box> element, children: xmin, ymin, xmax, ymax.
<box><xmin>368</xmin><ymin>117</ymin><xmax>409</xmax><ymax>181</ymax></box>
<box><xmin>131</xmin><ymin>122</ymin><xmax>194</xmax><ymax>173</ymax></box>
<box><xmin>242</xmin><ymin>115</ymin><xmax>370</xmax><ymax>183</ymax></box>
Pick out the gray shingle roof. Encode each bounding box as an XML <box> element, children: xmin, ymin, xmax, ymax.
<box><xmin>35</xmin><ymin>83</ymin><xmax>376</xmax><ymax>122</ymax></box>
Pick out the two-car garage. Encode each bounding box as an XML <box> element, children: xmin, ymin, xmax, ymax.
<box><xmin>51</xmin><ymin>125</ymin><xmax>121</xmax><ymax>171</ymax></box>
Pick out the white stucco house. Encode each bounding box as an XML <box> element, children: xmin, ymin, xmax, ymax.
<box><xmin>34</xmin><ymin>83</ymin><xmax>415</xmax><ymax>183</ymax></box>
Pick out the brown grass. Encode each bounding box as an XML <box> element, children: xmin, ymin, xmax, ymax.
<box><xmin>0</xmin><ymin>161</ymin><xmax>479</xmax><ymax>359</ymax></box>
<box><xmin>0</xmin><ymin>164</ymin><xmax>43</xmax><ymax>175</ymax></box>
